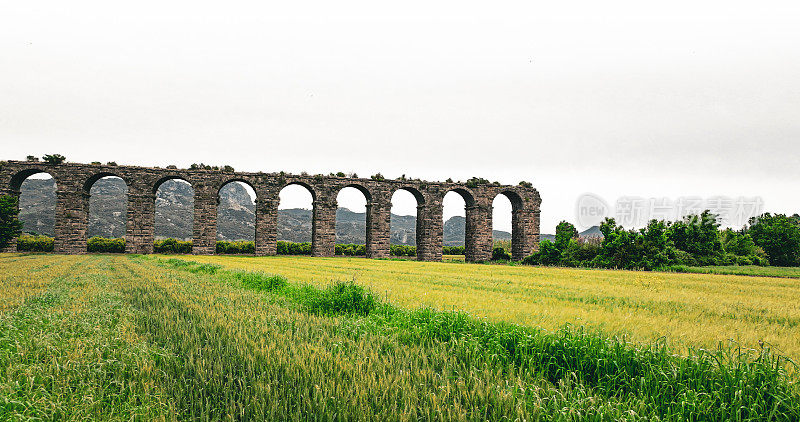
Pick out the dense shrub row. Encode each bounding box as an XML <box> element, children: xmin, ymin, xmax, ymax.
<box><xmin>16</xmin><ymin>235</ymin><xmax>54</xmax><ymax>252</ymax></box>
<box><xmin>524</xmin><ymin>212</ymin><xmax>774</xmax><ymax>270</ymax></box>
<box><xmin>87</xmin><ymin>236</ymin><xmax>125</xmax><ymax>253</ymax></box>
<box><xmin>154</xmin><ymin>238</ymin><xmax>193</xmax><ymax>254</ymax></box>
<box><xmin>335</xmin><ymin>243</ymin><xmax>366</xmax><ymax>256</ymax></box>
<box><xmin>216</xmin><ymin>241</ymin><xmax>255</xmax><ymax>254</ymax></box>
<box><xmin>443</xmin><ymin>245</ymin><xmax>465</xmax><ymax>255</ymax></box>
<box><xmin>390</xmin><ymin>244</ymin><xmax>416</xmax><ymax>257</ymax></box>
<box><xmin>277</xmin><ymin>241</ymin><xmax>312</xmax><ymax>255</ymax></box>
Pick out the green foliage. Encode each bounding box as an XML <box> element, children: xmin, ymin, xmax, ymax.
<box><xmin>153</xmin><ymin>238</ymin><xmax>193</xmax><ymax>254</ymax></box>
<box><xmin>442</xmin><ymin>245</ymin><xmax>464</xmax><ymax>255</ymax></box>
<box><xmin>16</xmin><ymin>235</ymin><xmax>54</xmax><ymax>252</ymax></box>
<box><xmin>748</xmin><ymin>213</ymin><xmax>800</xmax><ymax>266</ymax></box>
<box><xmin>106</xmin><ymin>161</ymin><xmax>117</xmax><ymax>166</ymax></box>
<box><xmin>87</xmin><ymin>237</ymin><xmax>125</xmax><ymax>253</ymax></box>
<box><xmin>554</xmin><ymin>220</ymin><xmax>578</xmax><ymax>250</ymax></box>
<box><xmin>518</xmin><ymin>180</ymin><xmax>532</xmax><ymax>188</ymax></box>
<box><xmin>276</xmin><ymin>241</ymin><xmax>312</xmax><ymax>255</ymax></box>
<box><xmin>0</xmin><ymin>195</ymin><xmax>24</xmax><ymax>249</ymax></box>
<box><xmin>335</xmin><ymin>172</ymin><xmax>346</xmax><ymax>177</ymax></box>
<box><xmin>216</xmin><ymin>241</ymin><xmax>253</xmax><ymax>254</ymax></box>
<box><xmin>42</xmin><ymin>154</ymin><xmax>65</xmax><ymax>164</ymax></box>
<box><xmin>370</xmin><ymin>173</ymin><xmax>385</xmax><ymax>181</ymax></box>
<box><xmin>523</xmin><ymin>239</ymin><xmax>561</xmax><ymax>265</ymax></box>
<box><xmin>465</xmin><ymin>177</ymin><xmax>489</xmax><ymax>188</ymax></box>
<box><xmin>232</xmin><ymin>271</ymin><xmax>288</xmax><ymax>291</ymax></box>
<box><xmin>189</xmin><ymin>163</ymin><xmax>229</xmax><ymax>171</ymax></box>
<box><xmin>720</xmin><ymin>229</ymin><xmax>769</xmax><ymax>266</ymax></box>
<box><xmin>334</xmin><ymin>243</ymin><xmax>366</xmax><ymax>256</ymax></box>
<box><xmin>390</xmin><ymin>244</ymin><xmax>416</xmax><ymax>257</ymax></box>
<box><xmin>216</xmin><ymin>240</ymin><xmax>255</xmax><ymax>254</ymax></box>
<box><xmin>666</xmin><ymin>211</ymin><xmax>723</xmax><ymax>265</ymax></box>
<box><xmin>523</xmin><ymin>212</ymin><xmax>783</xmax><ymax>271</ymax></box>
<box><xmin>303</xmin><ymin>281</ymin><xmax>379</xmax><ymax>316</ymax></box>
<box><xmin>26</xmin><ymin>155</ymin><xmax>39</xmax><ymax>162</ymax></box>
<box><xmin>491</xmin><ymin>246</ymin><xmax>511</xmax><ymax>261</ymax></box>
<box><xmin>90</xmin><ymin>161</ymin><xmax>101</xmax><ymax>165</ymax></box>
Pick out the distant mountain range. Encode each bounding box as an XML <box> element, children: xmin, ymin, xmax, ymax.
<box><xmin>17</xmin><ymin>178</ymin><xmax>516</xmax><ymax>246</ymax></box>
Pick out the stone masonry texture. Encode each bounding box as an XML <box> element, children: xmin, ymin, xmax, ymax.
<box><xmin>0</xmin><ymin>160</ymin><xmax>541</xmax><ymax>261</ymax></box>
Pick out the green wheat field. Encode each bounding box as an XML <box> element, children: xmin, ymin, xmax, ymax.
<box><xmin>1</xmin><ymin>253</ymin><xmax>798</xmax><ymax>420</ymax></box>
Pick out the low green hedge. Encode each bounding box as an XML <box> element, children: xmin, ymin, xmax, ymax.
<box><xmin>216</xmin><ymin>240</ymin><xmax>255</xmax><ymax>254</ymax></box>
<box><xmin>334</xmin><ymin>244</ymin><xmax>366</xmax><ymax>256</ymax></box>
<box><xmin>154</xmin><ymin>238</ymin><xmax>193</xmax><ymax>254</ymax></box>
<box><xmin>390</xmin><ymin>245</ymin><xmax>416</xmax><ymax>256</ymax></box>
<box><xmin>277</xmin><ymin>241</ymin><xmax>312</xmax><ymax>255</ymax></box>
<box><xmin>16</xmin><ymin>235</ymin><xmax>54</xmax><ymax>252</ymax></box>
<box><xmin>87</xmin><ymin>236</ymin><xmax>125</xmax><ymax>253</ymax></box>
<box><xmin>443</xmin><ymin>246</ymin><xmax>465</xmax><ymax>255</ymax></box>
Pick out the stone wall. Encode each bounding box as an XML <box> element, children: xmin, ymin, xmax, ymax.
<box><xmin>0</xmin><ymin>160</ymin><xmax>541</xmax><ymax>261</ymax></box>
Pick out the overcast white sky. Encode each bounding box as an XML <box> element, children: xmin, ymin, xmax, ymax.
<box><xmin>2</xmin><ymin>1</ymin><xmax>799</xmax><ymax>233</ymax></box>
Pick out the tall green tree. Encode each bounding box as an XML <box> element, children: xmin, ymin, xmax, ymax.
<box><xmin>666</xmin><ymin>210</ymin><xmax>723</xmax><ymax>265</ymax></box>
<box><xmin>554</xmin><ymin>221</ymin><xmax>578</xmax><ymax>250</ymax></box>
<box><xmin>747</xmin><ymin>213</ymin><xmax>800</xmax><ymax>266</ymax></box>
<box><xmin>0</xmin><ymin>195</ymin><xmax>23</xmax><ymax>249</ymax></box>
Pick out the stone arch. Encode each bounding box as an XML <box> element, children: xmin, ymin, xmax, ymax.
<box><xmin>83</xmin><ymin>172</ymin><xmax>129</xmax><ymax>195</ymax></box>
<box><xmin>216</xmin><ymin>180</ymin><xmax>257</xmax><ymax>244</ymax></box>
<box><xmin>392</xmin><ymin>186</ymin><xmax>425</xmax><ymax>206</ymax></box>
<box><xmin>444</xmin><ymin>187</ymin><xmax>476</xmax><ymax>208</ymax></box>
<box><xmin>389</xmin><ymin>186</ymin><xmax>425</xmax><ymax>258</ymax></box>
<box><xmin>9</xmin><ymin>168</ymin><xmax>58</xmax><ymax>191</ymax></box>
<box><xmin>279</xmin><ymin>181</ymin><xmax>317</xmax><ymax>201</ymax></box>
<box><xmin>495</xmin><ymin>190</ymin><xmax>527</xmax><ymax>260</ymax></box>
<box><xmin>334</xmin><ymin>184</ymin><xmax>371</xmax><ymax>251</ymax></box>
<box><xmin>443</xmin><ymin>187</ymin><xmax>484</xmax><ymax>261</ymax></box>
<box><xmin>153</xmin><ymin>176</ymin><xmax>195</xmax><ymax>242</ymax></box>
<box><xmin>441</xmin><ymin>188</ymin><xmax>475</xmax><ymax>251</ymax></box>
<box><xmin>85</xmin><ymin>173</ymin><xmax>129</xmax><ymax>240</ymax></box>
<box><xmin>11</xmin><ymin>169</ymin><xmax>57</xmax><ymax>240</ymax></box>
<box><xmin>277</xmin><ymin>182</ymin><xmax>316</xmax><ymax>245</ymax></box>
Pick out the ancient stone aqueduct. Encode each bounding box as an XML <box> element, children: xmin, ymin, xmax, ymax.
<box><xmin>1</xmin><ymin>159</ymin><xmax>541</xmax><ymax>261</ymax></box>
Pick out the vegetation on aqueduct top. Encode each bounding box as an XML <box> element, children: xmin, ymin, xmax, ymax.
<box><xmin>0</xmin><ymin>253</ymin><xmax>798</xmax><ymax>420</ymax></box>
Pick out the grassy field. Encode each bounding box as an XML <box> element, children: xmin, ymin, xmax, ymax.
<box><xmin>673</xmin><ymin>265</ymin><xmax>800</xmax><ymax>279</ymax></box>
<box><xmin>182</xmin><ymin>254</ymin><xmax>800</xmax><ymax>362</ymax></box>
<box><xmin>1</xmin><ymin>253</ymin><xmax>798</xmax><ymax>420</ymax></box>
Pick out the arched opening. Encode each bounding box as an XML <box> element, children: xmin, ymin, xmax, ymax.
<box><xmin>87</xmin><ymin>175</ymin><xmax>128</xmax><ymax>240</ymax></box>
<box><xmin>277</xmin><ymin>183</ymin><xmax>314</xmax><ymax>246</ymax></box>
<box><xmin>442</xmin><ymin>190</ymin><xmax>471</xmax><ymax>256</ymax></box>
<box><xmin>154</xmin><ymin>178</ymin><xmax>194</xmax><ymax>242</ymax></box>
<box><xmin>16</xmin><ymin>172</ymin><xmax>56</xmax><ymax>243</ymax></box>
<box><xmin>216</xmin><ymin>181</ymin><xmax>256</xmax><ymax>243</ymax></box>
<box><xmin>492</xmin><ymin>194</ymin><xmax>514</xmax><ymax>255</ymax></box>
<box><xmin>497</xmin><ymin>191</ymin><xmax>525</xmax><ymax>259</ymax></box>
<box><xmin>390</xmin><ymin>188</ymin><xmax>422</xmax><ymax>257</ymax></box>
<box><xmin>335</xmin><ymin>186</ymin><xmax>369</xmax><ymax>255</ymax></box>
